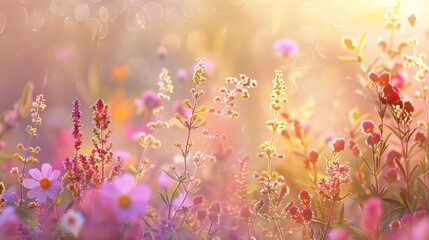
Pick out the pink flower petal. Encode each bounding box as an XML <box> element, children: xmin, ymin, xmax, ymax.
<box><xmin>47</xmin><ymin>181</ymin><xmax>60</xmax><ymax>200</ymax></box>
<box><xmin>131</xmin><ymin>184</ymin><xmax>151</xmax><ymax>201</ymax></box>
<box><xmin>37</xmin><ymin>190</ymin><xmax>48</xmax><ymax>203</ymax></box>
<box><xmin>23</xmin><ymin>178</ymin><xmax>39</xmax><ymax>189</ymax></box>
<box><xmin>29</xmin><ymin>168</ymin><xmax>43</xmax><ymax>180</ymax></box>
<box><xmin>41</xmin><ymin>163</ymin><xmax>52</xmax><ymax>177</ymax></box>
<box><xmin>49</xmin><ymin>170</ymin><xmax>61</xmax><ymax>180</ymax></box>
<box><xmin>27</xmin><ymin>187</ymin><xmax>43</xmax><ymax>199</ymax></box>
<box><xmin>113</xmin><ymin>174</ymin><xmax>134</xmax><ymax>194</ymax></box>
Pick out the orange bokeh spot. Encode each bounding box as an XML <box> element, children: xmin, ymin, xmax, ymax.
<box><xmin>111</xmin><ymin>66</ymin><xmax>129</xmax><ymax>80</ymax></box>
<box><xmin>109</xmin><ymin>90</ymin><xmax>133</xmax><ymax>122</ymax></box>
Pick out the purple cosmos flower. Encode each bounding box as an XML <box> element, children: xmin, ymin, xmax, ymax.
<box><xmin>101</xmin><ymin>173</ymin><xmax>150</xmax><ymax>220</ymax></box>
<box><xmin>274</xmin><ymin>38</ymin><xmax>298</xmax><ymax>58</ymax></box>
<box><xmin>23</xmin><ymin>163</ymin><xmax>61</xmax><ymax>203</ymax></box>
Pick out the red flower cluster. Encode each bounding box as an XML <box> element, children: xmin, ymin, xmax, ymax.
<box><xmin>284</xmin><ymin>189</ymin><xmax>313</xmax><ymax>224</ymax></box>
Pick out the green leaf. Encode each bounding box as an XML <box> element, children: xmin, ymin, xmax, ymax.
<box><xmin>408</xmin><ymin>141</ymin><xmax>420</xmax><ymax>157</ymax></box>
<box><xmin>129</xmin><ymin>164</ymin><xmax>138</xmax><ymax>174</ymax></box>
<box><xmin>360</xmin><ymin>156</ymin><xmax>374</xmax><ymax>175</ymax></box>
<box><xmin>158</xmin><ymin>191</ymin><xmax>168</xmax><ymax>206</ymax></box>
<box><xmin>162</xmin><ymin>169</ymin><xmax>178</xmax><ymax>181</ymax></box>
<box><xmin>399</xmin><ymin>190</ymin><xmax>413</xmax><ymax>213</ymax></box>
<box><xmin>350</xmin><ymin>226</ymin><xmax>368</xmax><ymax>239</ymax></box>
<box><xmin>394</xmin><ymin>158</ymin><xmax>406</xmax><ymax>179</ymax></box>
<box><xmin>382</xmin><ymin>197</ymin><xmax>402</xmax><ymax>206</ymax></box>
<box><xmin>385</xmin><ymin>124</ymin><xmax>400</xmax><ymax>139</ymax></box>
<box><xmin>381</xmin><ymin>206</ymin><xmax>404</xmax><ymax>226</ymax></box>
<box><xmin>321</xmin><ymin>152</ymin><xmax>332</xmax><ymax>165</ymax></box>
<box><xmin>312</xmin><ymin>217</ymin><xmax>326</xmax><ymax>225</ymax></box>
<box><xmin>339</xmin><ymin>203</ymin><xmax>345</xmax><ymax>225</ymax></box>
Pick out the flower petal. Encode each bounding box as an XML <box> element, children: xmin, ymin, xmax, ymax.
<box><xmin>37</xmin><ymin>190</ymin><xmax>48</xmax><ymax>203</ymax></box>
<box><xmin>29</xmin><ymin>168</ymin><xmax>43</xmax><ymax>180</ymax></box>
<box><xmin>131</xmin><ymin>184</ymin><xmax>151</xmax><ymax>201</ymax></box>
<box><xmin>101</xmin><ymin>183</ymin><xmax>117</xmax><ymax>199</ymax></box>
<box><xmin>23</xmin><ymin>178</ymin><xmax>40</xmax><ymax>189</ymax></box>
<box><xmin>27</xmin><ymin>187</ymin><xmax>43</xmax><ymax>199</ymax></box>
<box><xmin>113</xmin><ymin>174</ymin><xmax>135</xmax><ymax>194</ymax></box>
<box><xmin>47</xmin><ymin>180</ymin><xmax>60</xmax><ymax>200</ymax></box>
<box><xmin>49</xmin><ymin>170</ymin><xmax>61</xmax><ymax>180</ymax></box>
<box><xmin>41</xmin><ymin>163</ymin><xmax>52</xmax><ymax>177</ymax></box>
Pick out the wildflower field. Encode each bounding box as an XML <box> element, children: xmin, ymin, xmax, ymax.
<box><xmin>2</xmin><ymin>0</ymin><xmax>429</xmax><ymax>239</ymax></box>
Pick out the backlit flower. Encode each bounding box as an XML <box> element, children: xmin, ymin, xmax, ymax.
<box><xmin>23</xmin><ymin>163</ymin><xmax>61</xmax><ymax>203</ymax></box>
<box><xmin>101</xmin><ymin>173</ymin><xmax>150</xmax><ymax>220</ymax></box>
<box><xmin>60</xmin><ymin>209</ymin><xmax>85</xmax><ymax>237</ymax></box>
<box><xmin>332</xmin><ymin>138</ymin><xmax>346</xmax><ymax>154</ymax></box>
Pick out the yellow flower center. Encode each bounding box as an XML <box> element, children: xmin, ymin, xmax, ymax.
<box><xmin>118</xmin><ymin>194</ymin><xmax>131</xmax><ymax>208</ymax></box>
<box><xmin>39</xmin><ymin>178</ymin><xmax>50</xmax><ymax>189</ymax></box>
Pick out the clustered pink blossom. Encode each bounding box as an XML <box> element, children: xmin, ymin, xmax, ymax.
<box><xmin>317</xmin><ymin>161</ymin><xmax>351</xmax><ymax>199</ymax></box>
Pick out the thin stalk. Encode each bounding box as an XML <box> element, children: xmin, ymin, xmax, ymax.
<box><xmin>19</xmin><ymin>133</ymin><xmax>34</xmax><ymax>219</ymax></box>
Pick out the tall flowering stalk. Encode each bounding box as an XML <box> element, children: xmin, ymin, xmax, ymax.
<box><xmin>64</xmin><ymin>100</ymin><xmax>85</xmax><ymax>204</ymax></box>
<box><xmin>318</xmin><ymin>139</ymin><xmax>352</xmax><ymax>240</ymax></box>
<box><xmin>254</xmin><ymin>70</ymin><xmax>288</xmax><ymax>240</ymax></box>
<box><xmin>86</xmin><ymin>99</ymin><xmax>122</xmax><ymax>185</ymax></box>
<box><xmin>132</xmin><ymin>68</ymin><xmax>173</xmax><ymax>184</ymax></box>
<box><xmin>403</xmin><ymin>14</ymin><xmax>429</xmax><ymax>201</ymax></box>
<box><xmin>165</xmin><ymin>58</ymin><xmax>208</xmax><ymax>227</ymax></box>
<box><xmin>13</xmin><ymin>94</ymin><xmax>46</xmax><ymax>218</ymax></box>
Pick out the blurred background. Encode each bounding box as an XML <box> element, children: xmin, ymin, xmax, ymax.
<box><xmin>1</xmin><ymin>0</ymin><xmax>429</xmax><ymax>181</ymax></box>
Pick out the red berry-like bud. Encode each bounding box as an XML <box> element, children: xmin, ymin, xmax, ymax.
<box><xmin>302</xmin><ymin>208</ymin><xmax>313</xmax><ymax>222</ymax></box>
<box><xmin>192</xmin><ymin>195</ymin><xmax>204</xmax><ymax>206</ymax></box>
<box><xmin>209</xmin><ymin>202</ymin><xmax>221</xmax><ymax>214</ymax></box>
<box><xmin>239</xmin><ymin>206</ymin><xmax>252</xmax><ymax>223</ymax></box>
<box><xmin>361</xmin><ymin>120</ymin><xmax>375</xmax><ymax>134</ymax></box>
<box><xmin>208</xmin><ymin>211</ymin><xmax>220</xmax><ymax>224</ymax></box>
<box><xmin>196</xmin><ymin>209</ymin><xmax>207</xmax><ymax>221</ymax></box>
<box><xmin>332</xmin><ymin>138</ymin><xmax>346</xmax><ymax>153</ymax></box>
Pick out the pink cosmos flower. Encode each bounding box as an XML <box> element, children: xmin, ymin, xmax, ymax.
<box><xmin>23</xmin><ymin>163</ymin><xmax>61</xmax><ymax>203</ymax></box>
<box><xmin>101</xmin><ymin>173</ymin><xmax>150</xmax><ymax>220</ymax></box>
